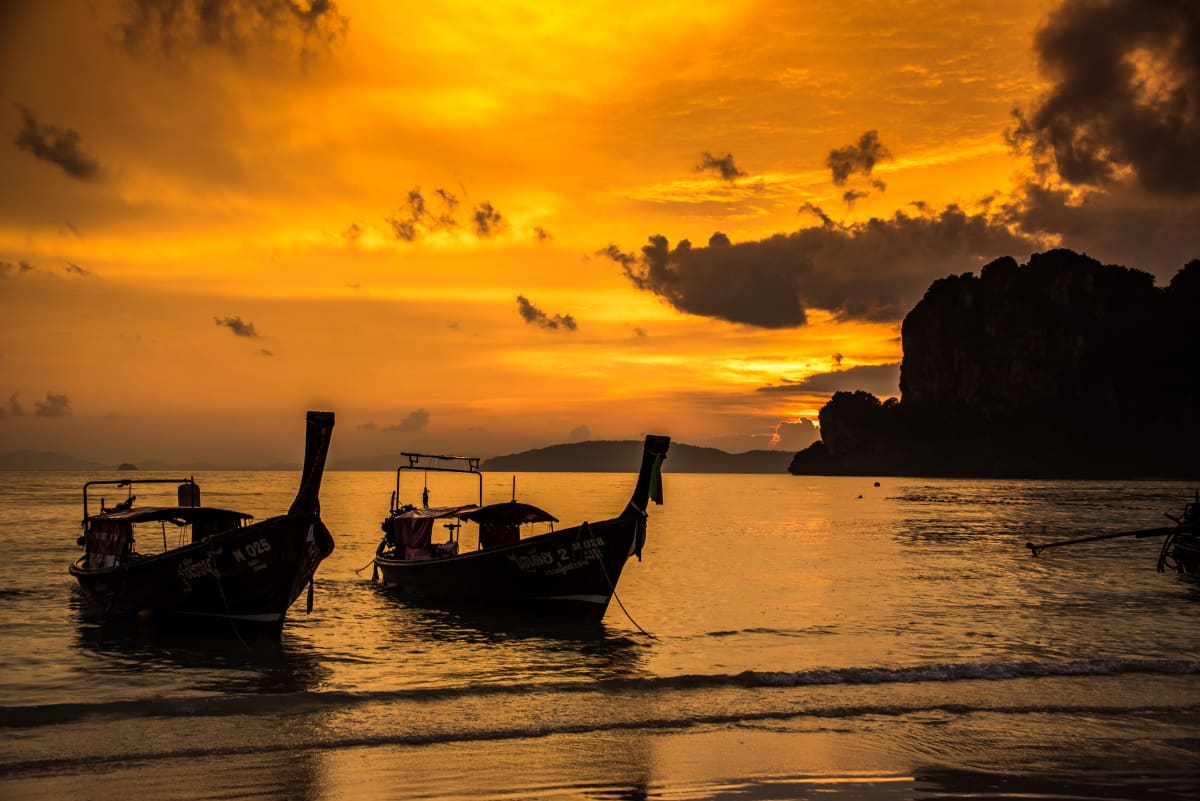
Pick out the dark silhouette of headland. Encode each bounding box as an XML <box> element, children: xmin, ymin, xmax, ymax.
<box><xmin>790</xmin><ymin>249</ymin><xmax>1200</xmax><ymax>479</ymax></box>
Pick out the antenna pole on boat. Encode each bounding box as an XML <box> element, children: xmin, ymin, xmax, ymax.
<box><xmin>512</xmin><ymin>475</ymin><xmax>516</xmax><ymax>501</ymax></box>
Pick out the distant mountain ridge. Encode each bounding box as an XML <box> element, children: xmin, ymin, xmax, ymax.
<box><xmin>0</xmin><ymin>450</ymin><xmax>103</xmax><ymax>470</ymax></box>
<box><xmin>481</xmin><ymin>440</ymin><xmax>792</xmax><ymax>473</ymax></box>
<box><xmin>1</xmin><ymin>442</ymin><xmax>792</xmax><ymax>473</ymax></box>
<box><xmin>0</xmin><ymin>450</ymin><xmax>266</xmax><ymax>471</ymax></box>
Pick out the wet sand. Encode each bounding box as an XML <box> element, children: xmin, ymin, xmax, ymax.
<box><xmin>6</xmin><ymin>717</ymin><xmax>1198</xmax><ymax>801</ymax></box>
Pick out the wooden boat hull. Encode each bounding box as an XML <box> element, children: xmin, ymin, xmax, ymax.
<box><xmin>374</xmin><ymin>515</ymin><xmax>642</xmax><ymax>621</ymax></box>
<box><xmin>1167</xmin><ymin>535</ymin><xmax>1199</xmax><ymax>574</ymax></box>
<box><xmin>71</xmin><ymin>515</ymin><xmax>335</xmax><ymax>626</ymax></box>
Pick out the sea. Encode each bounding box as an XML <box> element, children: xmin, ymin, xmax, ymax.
<box><xmin>1</xmin><ymin>469</ymin><xmax>1198</xmax><ymax>800</ymax></box>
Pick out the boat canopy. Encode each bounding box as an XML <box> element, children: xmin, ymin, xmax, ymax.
<box><xmin>461</xmin><ymin>501</ymin><xmax>557</xmax><ymax>526</ymax></box>
<box><xmin>89</xmin><ymin>506</ymin><xmax>252</xmax><ymax>526</ymax></box>
<box><xmin>396</xmin><ymin>504</ymin><xmax>481</xmax><ymax>520</ymax></box>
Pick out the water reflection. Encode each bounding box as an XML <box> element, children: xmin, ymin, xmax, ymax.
<box><xmin>73</xmin><ymin>613</ymin><xmax>330</xmax><ymax>695</ymax></box>
<box><xmin>368</xmin><ymin>584</ymin><xmax>649</xmax><ymax>678</ymax></box>
<box><xmin>914</xmin><ymin>764</ymin><xmax>1200</xmax><ymax>801</ymax></box>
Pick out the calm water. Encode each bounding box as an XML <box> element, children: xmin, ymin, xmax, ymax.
<box><xmin>1</xmin><ymin>470</ymin><xmax>1198</xmax><ymax>800</ymax></box>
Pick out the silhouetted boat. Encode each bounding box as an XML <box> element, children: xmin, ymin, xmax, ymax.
<box><xmin>372</xmin><ymin>434</ymin><xmax>671</xmax><ymax>621</ymax></box>
<box><xmin>69</xmin><ymin>411</ymin><xmax>336</xmax><ymax>629</ymax></box>
<box><xmin>1026</xmin><ymin>493</ymin><xmax>1199</xmax><ymax>574</ymax></box>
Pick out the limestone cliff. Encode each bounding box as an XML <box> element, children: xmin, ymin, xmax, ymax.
<box><xmin>790</xmin><ymin>249</ymin><xmax>1200</xmax><ymax>478</ymax></box>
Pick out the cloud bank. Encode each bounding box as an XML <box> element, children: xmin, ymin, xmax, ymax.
<box><xmin>383</xmin><ymin>408</ymin><xmax>430</xmax><ymax>433</ymax></box>
<box><xmin>0</xmin><ymin>392</ymin><xmax>73</xmax><ymax>419</ymax></box>
<box><xmin>118</xmin><ymin>0</ymin><xmax>348</xmax><ymax>59</ymax></box>
<box><xmin>607</xmin><ymin>3</ymin><xmax>1200</xmax><ymax>330</ymax></box>
<box><xmin>1010</xmin><ymin>0</ymin><xmax>1200</xmax><ymax>198</ymax></box>
<box><xmin>604</xmin><ymin>207</ymin><xmax>1035</xmax><ymax>328</ymax></box>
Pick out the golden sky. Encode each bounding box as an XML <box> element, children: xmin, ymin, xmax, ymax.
<box><xmin>1</xmin><ymin>0</ymin><xmax>1197</xmax><ymax>465</ymax></box>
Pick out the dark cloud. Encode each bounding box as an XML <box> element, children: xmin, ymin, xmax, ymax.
<box><xmin>33</xmin><ymin>392</ymin><xmax>72</xmax><ymax>418</ymax></box>
<box><xmin>1009</xmin><ymin>0</ymin><xmax>1200</xmax><ymax>197</ymax></box>
<box><xmin>118</xmin><ymin>0</ymin><xmax>348</xmax><ymax>59</ymax></box>
<box><xmin>472</xmin><ymin>202</ymin><xmax>505</xmax><ymax>238</ymax></box>
<box><xmin>0</xmin><ymin>260</ymin><xmax>35</xmax><ymax>277</ymax></box>
<box><xmin>214</xmin><ymin>315</ymin><xmax>260</xmax><ymax>338</ymax></box>
<box><xmin>798</xmin><ymin>202</ymin><xmax>835</xmax><ymax>227</ymax></box>
<box><xmin>1000</xmin><ymin>178</ymin><xmax>1200</xmax><ymax>275</ymax></box>
<box><xmin>0</xmin><ymin>393</ymin><xmax>23</xmax><ymax>419</ymax></box>
<box><xmin>596</xmin><ymin>244</ymin><xmax>636</xmax><ymax>269</ymax></box>
<box><xmin>386</xmin><ymin>187</ymin><xmax>470</xmax><ymax>242</ymax></box>
<box><xmin>383</xmin><ymin>408</ymin><xmax>430</xmax><ymax>433</ymax></box>
<box><xmin>516</xmin><ymin>295</ymin><xmax>577</xmax><ymax>331</ymax></box>
<box><xmin>605</xmin><ymin>206</ymin><xmax>1035</xmax><ymax>328</ymax></box>
<box><xmin>567</xmin><ymin>425</ymin><xmax>591</xmax><ymax>442</ymax></box>
<box><xmin>696</xmin><ymin>151</ymin><xmax>747</xmax><ymax>182</ymax></box>
<box><xmin>341</xmin><ymin>222</ymin><xmax>362</xmax><ymax>244</ymax></box>
<box><xmin>385</xmin><ymin>189</ymin><xmax>426</xmax><ymax>241</ymax></box>
<box><xmin>1</xmin><ymin>259</ymin><xmax>91</xmax><ymax>278</ymax></box>
<box><xmin>387</xmin><ymin>217</ymin><xmax>418</xmax><ymax>242</ymax></box>
<box><xmin>759</xmin><ymin>364</ymin><xmax>901</xmax><ymax>398</ymax></box>
<box><xmin>534</xmin><ymin>226</ymin><xmax>553</xmax><ymax>242</ymax></box>
<box><xmin>843</xmin><ymin>189</ymin><xmax>869</xmax><ymax>207</ymax></box>
<box><xmin>259</xmin><ymin>348</ymin><xmax>274</xmax><ymax>357</ymax></box>
<box><xmin>13</xmin><ymin>105</ymin><xmax>101</xmax><ymax>180</ymax></box>
<box><xmin>826</xmin><ymin>130</ymin><xmax>891</xmax><ymax>186</ymax></box>
<box><xmin>433</xmin><ymin>188</ymin><xmax>460</xmax><ymax>229</ymax></box>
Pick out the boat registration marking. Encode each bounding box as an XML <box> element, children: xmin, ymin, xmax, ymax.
<box><xmin>507</xmin><ymin>535</ymin><xmax>605</xmax><ymax>574</ymax></box>
<box><xmin>233</xmin><ymin>538</ymin><xmax>272</xmax><ymax>563</ymax></box>
<box><xmin>177</xmin><ymin>551</ymin><xmax>220</xmax><ymax>591</ymax></box>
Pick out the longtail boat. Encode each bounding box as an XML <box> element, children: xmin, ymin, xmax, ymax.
<box><xmin>69</xmin><ymin>411</ymin><xmax>336</xmax><ymax>629</ymax></box>
<box><xmin>372</xmin><ymin>434</ymin><xmax>670</xmax><ymax>621</ymax></box>
<box><xmin>1026</xmin><ymin>493</ymin><xmax>1199</xmax><ymax>574</ymax></box>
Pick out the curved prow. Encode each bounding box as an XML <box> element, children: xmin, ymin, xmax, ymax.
<box><xmin>289</xmin><ymin>411</ymin><xmax>336</xmax><ymax>518</ymax></box>
<box><xmin>627</xmin><ymin>435</ymin><xmax>671</xmax><ymax>512</ymax></box>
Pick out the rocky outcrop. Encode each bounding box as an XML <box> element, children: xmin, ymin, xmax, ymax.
<box><xmin>790</xmin><ymin>249</ymin><xmax>1200</xmax><ymax>478</ymax></box>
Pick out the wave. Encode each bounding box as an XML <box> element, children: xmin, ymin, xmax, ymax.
<box><xmin>5</xmin><ymin>699</ymin><xmax>1199</xmax><ymax>780</ymax></box>
<box><xmin>3</xmin><ymin>657</ymin><xmax>1197</xmax><ymax>729</ymax></box>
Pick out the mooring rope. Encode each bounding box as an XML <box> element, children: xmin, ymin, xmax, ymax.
<box><xmin>209</xmin><ymin>540</ymin><xmax>249</xmax><ymax>650</ymax></box>
<box><xmin>583</xmin><ymin>522</ymin><xmax>656</xmax><ymax>640</ymax></box>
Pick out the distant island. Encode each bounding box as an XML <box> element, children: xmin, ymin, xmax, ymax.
<box><xmin>482</xmin><ymin>441</ymin><xmax>792</xmax><ymax>473</ymax></box>
<box><xmin>790</xmin><ymin>248</ymin><xmax>1200</xmax><ymax>479</ymax></box>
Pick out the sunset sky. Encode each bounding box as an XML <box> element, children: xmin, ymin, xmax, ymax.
<box><xmin>1</xmin><ymin>0</ymin><xmax>1197</xmax><ymax>466</ymax></box>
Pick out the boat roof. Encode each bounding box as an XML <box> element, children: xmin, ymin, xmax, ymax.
<box><xmin>397</xmin><ymin>504</ymin><xmax>482</xmax><ymax>520</ymax></box>
<box><xmin>89</xmin><ymin>506</ymin><xmax>253</xmax><ymax>525</ymax></box>
<box><xmin>395</xmin><ymin>501</ymin><xmax>557</xmax><ymax>525</ymax></box>
<box><xmin>462</xmin><ymin>501</ymin><xmax>558</xmax><ymax>525</ymax></box>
